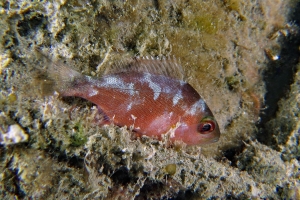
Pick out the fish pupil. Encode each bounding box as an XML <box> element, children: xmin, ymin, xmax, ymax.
<box><xmin>198</xmin><ymin>120</ymin><xmax>215</xmax><ymax>134</ymax></box>
<box><xmin>202</xmin><ymin>124</ymin><xmax>211</xmax><ymax>131</ymax></box>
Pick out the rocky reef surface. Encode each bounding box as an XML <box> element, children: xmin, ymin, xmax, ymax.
<box><xmin>0</xmin><ymin>0</ymin><xmax>299</xmax><ymax>199</ymax></box>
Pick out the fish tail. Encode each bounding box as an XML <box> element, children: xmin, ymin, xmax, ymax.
<box><xmin>34</xmin><ymin>48</ymin><xmax>85</xmax><ymax>96</ymax></box>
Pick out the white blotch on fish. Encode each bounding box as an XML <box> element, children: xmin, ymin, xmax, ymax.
<box><xmin>143</xmin><ymin>73</ymin><xmax>162</xmax><ymax>100</ymax></box>
<box><xmin>99</xmin><ymin>77</ymin><xmax>137</xmax><ymax>96</ymax></box>
<box><xmin>88</xmin><ymin>87</ymin><xmax>99</xmax><ymax>97</ymax></box>
<box><xmin>127</xmin><ymin>102</ymin><xmax>133</xmax><ymax>111</ymax></box>
<box><xmin>187</xmin><ymin>99</ymin><xmax>206</xmax><ymax>115</ymax></box>
<box><xmin>172</xmin><ymin>90</ymin><xmax>183</xmax><ymax>106</ymax></box>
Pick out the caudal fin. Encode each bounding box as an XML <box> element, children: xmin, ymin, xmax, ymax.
<box><xmin>34</xmin><ymin>48</ymin><xmax>84</xmax><ymax>96</ymax></box>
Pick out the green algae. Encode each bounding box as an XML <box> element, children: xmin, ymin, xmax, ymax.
<box><xmin>70</xmin><ymin>122</ymin><xmax>88</xmax><ymax>147</ymax></box>
<box><xmin>7</xmin><ymin>93</ymin><xmax>17</xmax><ymax>103</ymax></box>
<box><xmin>165</xmin><ymin>163</ymin><xmax>177</xmax><ymax>176</ymax></box>
<box><xmin>225</xmin><ymin>76</ymin><xmax>240</xmax><ymax>90</ymax></box>
<box><xmin>187</xmin><ymin>14</ymin><xmax>223</xmax><ymax>34</ymax></box>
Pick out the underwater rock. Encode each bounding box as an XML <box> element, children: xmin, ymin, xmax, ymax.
<box><xmin>0</xmin><ymin>124</ymin><xmax>28</xmax><ymax>145</ymax></box>
<box><xmin>0</xmin><ymin>0</ymin><xmax>299</xmax><ymax>199</ymax></box>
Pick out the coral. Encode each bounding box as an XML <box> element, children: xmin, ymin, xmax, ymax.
<box><xmin>0</xmin><ymin>0</ymin><xmax>299</xmax><ymax>199</ymax></box>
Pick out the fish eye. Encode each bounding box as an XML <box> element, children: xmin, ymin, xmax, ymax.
<box><xmin>198</xmin><ymin>117</ymin><xmax>216</xmax><ymax>134</ymax></box>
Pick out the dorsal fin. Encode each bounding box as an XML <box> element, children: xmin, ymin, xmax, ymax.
<box><xmin>103</xmin><ymin>56</ymin><xmax>186</xmax><ymax>81</ymax></box>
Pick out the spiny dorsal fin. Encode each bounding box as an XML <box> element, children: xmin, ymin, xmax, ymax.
<box><xmin>103</xmin><ymin>56</ymin><xmax>186</xmax><ymax>81</ymax></box>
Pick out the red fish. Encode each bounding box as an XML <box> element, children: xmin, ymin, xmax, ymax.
<box><xmin>41</xmin><ymin>55</ymin><xmax>220</xmax><ymax>145</ymax></box>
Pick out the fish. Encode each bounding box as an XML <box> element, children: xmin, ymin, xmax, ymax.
<box><xmin>37</xmin><ymin>52</ymin><xmax>220</xmax><ymax>145</ymax></box>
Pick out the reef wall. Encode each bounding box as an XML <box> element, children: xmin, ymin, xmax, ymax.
<box><xmin>0</xmin><ymin>0</ymin><xmax>299</xmax><ymax>199</ymax></box>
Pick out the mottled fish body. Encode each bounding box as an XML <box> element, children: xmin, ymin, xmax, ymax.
<box><xmin>41</xmin><ymin>55</ymin><xmax>220</xmax><ymax>145</ymax></box>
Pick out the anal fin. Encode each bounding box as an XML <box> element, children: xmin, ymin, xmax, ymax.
<box><xmin>94</xmin><ymin>107</ymin><xmax>111</xmax><ymax>126</ymax></box>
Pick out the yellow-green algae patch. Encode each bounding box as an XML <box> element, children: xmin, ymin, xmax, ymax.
<box><xmin>0</xmin><ymin>0</ymin><xmax>299</xmax><ymax>199</ymax></box>
<box><xmin>70</xmin><ymin>122</ymin><xmax>88</xmax><ymax>147</ymax></box>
